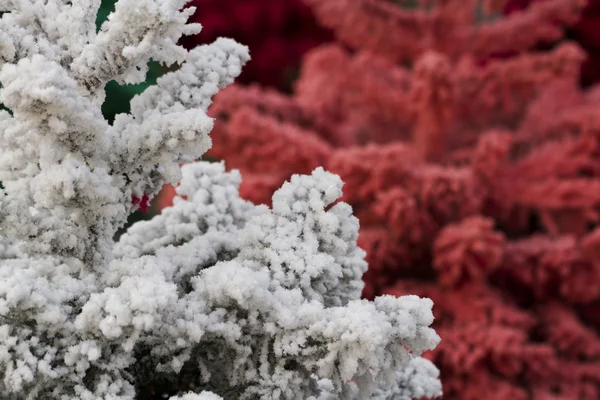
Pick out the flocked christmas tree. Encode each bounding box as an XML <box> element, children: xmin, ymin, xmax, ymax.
<box><xmin>0</xmin><ymin>0</ymin><xmax>441</xmax><ymax>399</ymax></box>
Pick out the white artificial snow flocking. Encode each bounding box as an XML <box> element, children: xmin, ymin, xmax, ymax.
<box><xmin>0</xmin><ymin>1</ymin><xmax>441</xmax><ymax>399</ymax></box>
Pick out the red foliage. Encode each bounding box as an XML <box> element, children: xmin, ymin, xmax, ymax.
<box><xmin>505</xmin><ymin>0</ymin><xmax>600</xmax><ymax>86</ymax></box>
<box><xmin>181</xmin><ymin>0</ymin><xmax>332</xmax><ymax>89</ymax></box>
<box><xmin>158</xmin><ymin>0</ymin><xmax>600</xmax><ymax>398</ymax></box>
<box><xmin>132</xmin><ymin>193</ymin><xmax>151</xmax><ymax>212</ymax></box>
<box><xmin>179</xmin><ymin>0</ymin><xmax>600</xmax><ymax>90</ymax></box>
<box><xmin>304</xmin><ymin>0</ymin><xmax>584</xmax><ymax>62</ymax></box>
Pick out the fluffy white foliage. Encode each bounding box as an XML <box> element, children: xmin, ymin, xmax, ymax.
<box><xmin>0</xmin><ymin>1</ymin><xmax>442</xmax><ymax>399</ymax></box>
<box><xmin>314</xmin><ymin>358</ymin><xmax>442</xmax><ymax>400</ymax></box>
<box><xmin>171</xmin><ymin>392</ymin><xmax>224</xmax><ymax>400</ymax></box>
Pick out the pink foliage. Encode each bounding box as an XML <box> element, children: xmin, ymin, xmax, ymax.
<box><xmin>158</xmin><ymin>0</ymin><xmax>600</xmax><ymax>397</ymax></box>
<box><xmin>303</xmin><ymin>0</ymin><xmax>584</xmax><ymax>63</ymax></box>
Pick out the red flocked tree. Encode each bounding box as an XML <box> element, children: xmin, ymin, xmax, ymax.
<box><xmin>159</xmin><ymin>0</ymin><xmax>600</xmax><ymax>397</ymax></box>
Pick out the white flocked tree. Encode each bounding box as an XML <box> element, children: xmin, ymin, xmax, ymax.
<box><xmin>0</xmin><ymin>1</ymin><xmax>442</xmax><ymax>398</ymax></box>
